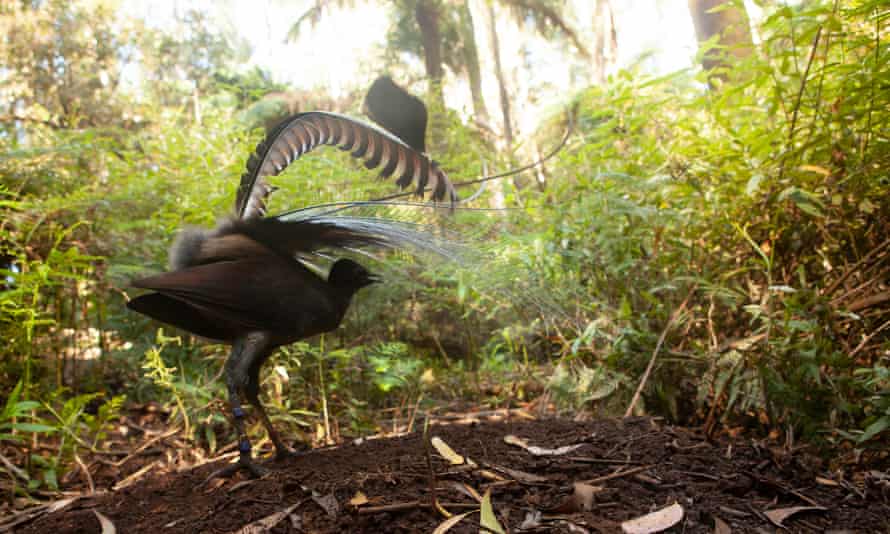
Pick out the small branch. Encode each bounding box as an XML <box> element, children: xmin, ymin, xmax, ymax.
<box><xmin>825</xmin><ymin>237</ymin><xmax>890</xmax><ymax>296</ymax></box>
<box><xmin>625</xmin><ymin>286</ymin><xmax>697</xmax><ymax>417</ymax></box>
<box><xmin>850</xmin><ymin>318</ymin><xmax>890</xmax><ymax>358</ymax></box>
<box><xmin>357</xmin><ymin>500</ymin><xmax>479</xmax><ymax>514</ymax></box>
<box><xmin>779</xmin><ymin>25</ymin><xmax>823</xmax><ymax>181</ymax></box>
<box><xmin>580</xmin><ymin>465</ymin><xmax>654</xmax><ymax>485</ymax></box>
<box><xmin>0</xmin><ymin>452</ymin><xmax>29</xmax><ymax>481</ymax></box>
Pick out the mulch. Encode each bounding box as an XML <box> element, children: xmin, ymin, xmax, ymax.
<box><xmin>10</xmin><ymin>417</ymin><xmax>890</xmax><ymax>533</ymax></box>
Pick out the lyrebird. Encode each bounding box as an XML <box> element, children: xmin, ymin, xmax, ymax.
<box><xmin>127</xmin><ymin>78</ymin><xmax>458</xmax><ymax>479</ymax></box>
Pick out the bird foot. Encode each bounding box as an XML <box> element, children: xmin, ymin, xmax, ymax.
<box><xmin>272</xmin><ymin>446</ymin><xmax>301</xmax><ymax>462</ymax></box>
<box><xmin>201</xmin><ymin>456</ymin><xmax>269</xmax><ymax>487</ymax></box>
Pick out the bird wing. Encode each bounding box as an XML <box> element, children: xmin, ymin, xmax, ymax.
<box><xmin>235</xmin><ymin>112</ymin><xmax>457</xmax><ymax>219</ymax></box>
<box><xmin>126</xmin><ymin>293</ymin><xmax>234</xmax><ymax>341</ymax></box>
<box><xmin>130</xmin><ymin>257</ymin><xmax>326</xmax><ymax>332</ymax></box>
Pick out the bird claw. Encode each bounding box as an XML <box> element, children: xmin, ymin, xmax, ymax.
<box><xmin>201</xmin><ymin>457</ymin><xmax>269</xmax><ymax>488</ymax></box>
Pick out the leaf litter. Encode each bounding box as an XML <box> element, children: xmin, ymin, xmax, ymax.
<box><xmin>16</xmin><ymin>417</ymin><xmax>889</xmax><ymax>533</ymax></box>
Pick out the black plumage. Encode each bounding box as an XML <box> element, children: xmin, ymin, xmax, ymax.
<box><xmin>364</xmin><ymin>76</ymin><xmax>428</xmax><ymax>153</ymax></box>
<box><xmin>127</xmin><ymin>95</ymin><xmax>457</xmax><ymax>478</ymax></box>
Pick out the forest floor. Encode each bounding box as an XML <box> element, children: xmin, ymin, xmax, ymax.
<box><xmin>5</xmin><ymin>412</ymin><xmax>890</xmax><ymax>533</ymax></box>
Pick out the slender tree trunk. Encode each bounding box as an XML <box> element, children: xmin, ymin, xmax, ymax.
<box><xmin>591</xmin><ymin>0</ymin><xmax>617</xmax><ymax>84</ymax></box>
<box><xmin>415</xmin><ymin>0</ymin><xmax>445</xmax><ymax>109</ymax></box>
<box><xmin>687</xmin><ymin>0</ymin><xmax>753</xmax><ymax>84</ymax></box>
<box><xmin>457</xmin><ymin>0</ymin><xmax>490</xmax><ymax>126</ymax></box>
<box><xmin>486</xmin><ymin>3</ymin><xmax>513</xmax><ymax>145</ymax></box>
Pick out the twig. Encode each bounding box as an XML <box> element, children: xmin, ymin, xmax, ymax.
<box><xmin>423</xmin><ymin>416</ymin><xmax>447</xmax><ymax>518</ymax></box>
<box><xmin>825</xmin><ymin>237</ymin><xmax>890</xmax><ymax>296</ymax></box>
<box><xmin>112</xmin><ymin>460</ymin><xmax>160</xmax><ymax>491</ymax></box>
<box><xmin>565</xmin><ymin>457</ymin><xmax>645</xmax><ymax>466</ymax></box>
<box><xmin>73</xmin><ymin>453</ymin><xmax>94</xmax><ymax>494</ymax></box>
<box><xmin>357</xmin><ymin>500</ymin><xmax>480</xmax><ymax>514</ymax></box>
<box><xmin>850</xmin><ymin>318</ymin><xmax>890</xmax><ymax>358</ymax></box>
<box><xmin>0</xmin><ymin>452</ymin><xmax>29</xmax><ymax>482</ymax></box>
<box><xmin>579</xmin><ymin>465</ymin><xmax>654</xmax><ymax>485</ymax></box>
<box><xmin>779</xmin><ymin>25</ymin><xmax>823</xmax><ymax>181</ymax></box>
<box><xmin>625</xmin><ymin>287</ymin><xmax>696</xmax><ymax>417</ymax></box>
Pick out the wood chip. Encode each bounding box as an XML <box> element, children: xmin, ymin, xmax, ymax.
<box><xmin>621</xmin><ymin>502</ymin><xmax>684</xmax><ymax>533</ymax></box>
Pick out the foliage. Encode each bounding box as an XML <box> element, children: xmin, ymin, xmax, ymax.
<box><xmin>0</xmin><ymin>0</ymin><xmax>887</xmax><ymax>496</ymax></box>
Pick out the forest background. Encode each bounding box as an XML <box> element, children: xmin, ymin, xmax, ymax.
<box><xmin>0</xmin><ymin>0</ymin><xmax>887</xmax><ymax>497</ymax></box>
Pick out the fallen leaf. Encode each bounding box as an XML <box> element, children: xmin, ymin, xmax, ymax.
<box><xmin>432</xmin><ymin>511</ymin><xmax>474</xmax><ymax>534</ymax></box>
<box><xmin>94</xmin><ymin>511</ymin><xmax>116</xmax><ymax>534</ymax></box>
<box><xmin>311</xmin><ymin>492</ymin><xmax>340</xmax><ymax>518</ymax></box>
<box><xmin>480</xmin><ymin>489</ymin><xmax>506</xmax><ymax>534</ymax></box>
<box><xmin>763</xmin><ymin>506</ymin><xmax>826</xmax><ymax>528</ymax></box>
<box><xmin>432</xmin><ymin>436</ymin><xmax>466</xmax><ymax>465</ymax></box>
<box><xmin>478</xmin><ymin>469</ymin><xmax>507</xmax><ymax>482</ymax></box>
<box><xmin>815</xmin><ymin>476</ymin><xmax>839</xmax><ymax>486</ymax></box>
<box><xmin>713</xmin><ymin>516</ymin><xmax>731</xmax><ymax>534</ymax></box>
<box><xmin>447</xmin><ymin>481</ymin><xmax>483</xmax><ymax>503</ymax></box>
<box><xmin>519</xmin><ymin>510</ymin><xmax>543</xmax><ymax>529</ymax></box>
<box><xmin>488</xmin><ymin>463</ymin><xmax>548</xmax><ymax>483</ymax></box>
<box><xmin>47</xmin><ymin>498</ymin><xmax>79</xmax><ymax>514</ymax></box>
<box><xmin>551</xmin><ymin>482</ymin><xmax>603</xmax><ymax>513</ymax></box>
<box><xmin>504</xmin><ymin>434</ymin><xmax>584</xmax><ymax>456</ymax></box>
<box><xmin>228</xmin><ymin>502</ymin><xmax>301</xmax><ymax>534</ymax></box>
<box><xmin>349</xmin><ymin>491</ymin><xmax>369</xmax><ymax>507</ymax></box>
<box><xmin>621</xmin><ymin>502</ymin><xmax>684</xmax><ymax>533</ymax></box>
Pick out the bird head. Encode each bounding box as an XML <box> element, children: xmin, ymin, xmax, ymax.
<box><xmin>327</xmin><ymin>258</ymin><xmax>379</xmax><ymax>291</ymax></box>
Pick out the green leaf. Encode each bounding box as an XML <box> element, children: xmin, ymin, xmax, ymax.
<box><xmin>12</xmin><ymin>423</ymin><xmax>57</xmax><ymax>433</ymax></box>
<box><xmin>479</xmin><ymin>489</ymin><xmax>505</xmax><ymax>534</ymax></box>
<box><xmin>858</xmin><ymin>417</ymin><xmax>889</xmax><ymax>443</ymax></box>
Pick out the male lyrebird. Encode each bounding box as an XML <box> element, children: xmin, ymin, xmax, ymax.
<box><xmin>127</xmin><ymin>82</ymin><xmax>458</xmax><ymax>478</ymax></box>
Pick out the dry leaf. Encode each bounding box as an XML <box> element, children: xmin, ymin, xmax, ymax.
<box><xmin>431</xmin><ymin>436</ymin><xmax>465</xmax><ymax>465</ymax></box>
<box><xmin>311</xmin><ymin>492</ymin><xmax>340</xmax><ymax>518</ymax></box>
<box><xmin>815</xmin><ymin>476</ymin><xmax>839</xmax><ymax>486</ymax></box>
<box><xmin>432</xmin><ymin>511</ymin><xmax>473</xmax><ymax>534</ymax></box>
<box><xmin>551</xmin><ymin>482</ymin><xmax>603</xmax><ymax>513</ymax></box>
<box><xmin>47</xmin><ymin>498</ymin><xmax>79</xmax><ymax>514</ymax></box>
<box><xmin>763</xmin><ymin>506</ymin><xmax>826</xmax><ymax>528</ymax></box>
<box><xmin>228</xmin><ymin>502</ymin><xmax>300</xmax><ymax>534</ymax></box>
<box><xmin>480</xmin><ymin>489</ymin><xmax>506</xmax><ymax>534</ymax></box>
<box><xmin>488</xmin><ymin>464</ymin><xmax>548</xmax><ymax>483</ymax></box>
<box><xmin>94</xmin><ymin>511</ymin><xmax>116</xmax><ymax>534</ymax></box>
<box><xmin>713</xmin><ymin>516</ymin><xmax>731</xmax><ymax>534</ymax></box>
<box><xmin>519</xmin><ymin>510</ymin><xmax>543</xmax><ymax>529</ymax></box>
<box><xmin>621</xmin><ymin>502</ymin><xmax>684</xmax><ymax>533</ymax></box>
<box><xmin>447</xmin><ymin>481</ymin><xmax>483</xmax><ymax>503</ymax></box>
<box><xmin>504</xmin><ymin>434</ymin><xmax>583</xmax><ymax>456</ymax></box>
<box><xmin>349</xmin><ymin>491</ymin><xmax>369</xmax><ymax>507</ymax></box>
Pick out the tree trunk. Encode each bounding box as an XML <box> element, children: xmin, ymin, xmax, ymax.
<box><xmin>590</xmin><ymin>0</ymin><xmax>617</xmax><ymax>84</ymax></box>
<box><xmin>456</xmin><ymin>0</ymin><xmax>490</xmax><ymax>127</ymax></box>
<box><xmin>687</xmin><ymin>0</ymin><xmax>753</xmax><ymax>83</ymax></box>
<box><xmin>486</xmin><ymin>3</ymin><xmax>513</xmax><ymax>145</ymax></box>
<box><xmin>415</xmin><ymin>0</ymin><xmax>445</xmax><ymax>110</ymax></box>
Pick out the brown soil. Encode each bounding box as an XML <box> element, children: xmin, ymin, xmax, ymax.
<box><xmin>13</xmin><ymin>417</ymin><xmax>890</xmax><ymax>533</ymax></box>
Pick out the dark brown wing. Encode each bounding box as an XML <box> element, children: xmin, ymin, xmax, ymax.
<box><xmin>235</xmin><ymin>112</ymin><xmax>456</xmax><ymax>219</ymax></box>
<box><xmin>130</xmin><ymin>257</ymin><xmax>335</xmax><ymax>333</ymax></box>
<box><xmin>127</xmin><ymin>293</ymin><xmax>235</xmax><ymax>341</ymax></box>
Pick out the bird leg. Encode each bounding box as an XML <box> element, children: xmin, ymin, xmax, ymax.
<box><xmin>245</xmin><ymin>359</ymin><xmax>298</xmax><ymax>460</ymax></box>
<box><xmin>202</xmin><ymin>333</ymin><xmax>272</xmax><ymax>484</ymax></box>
